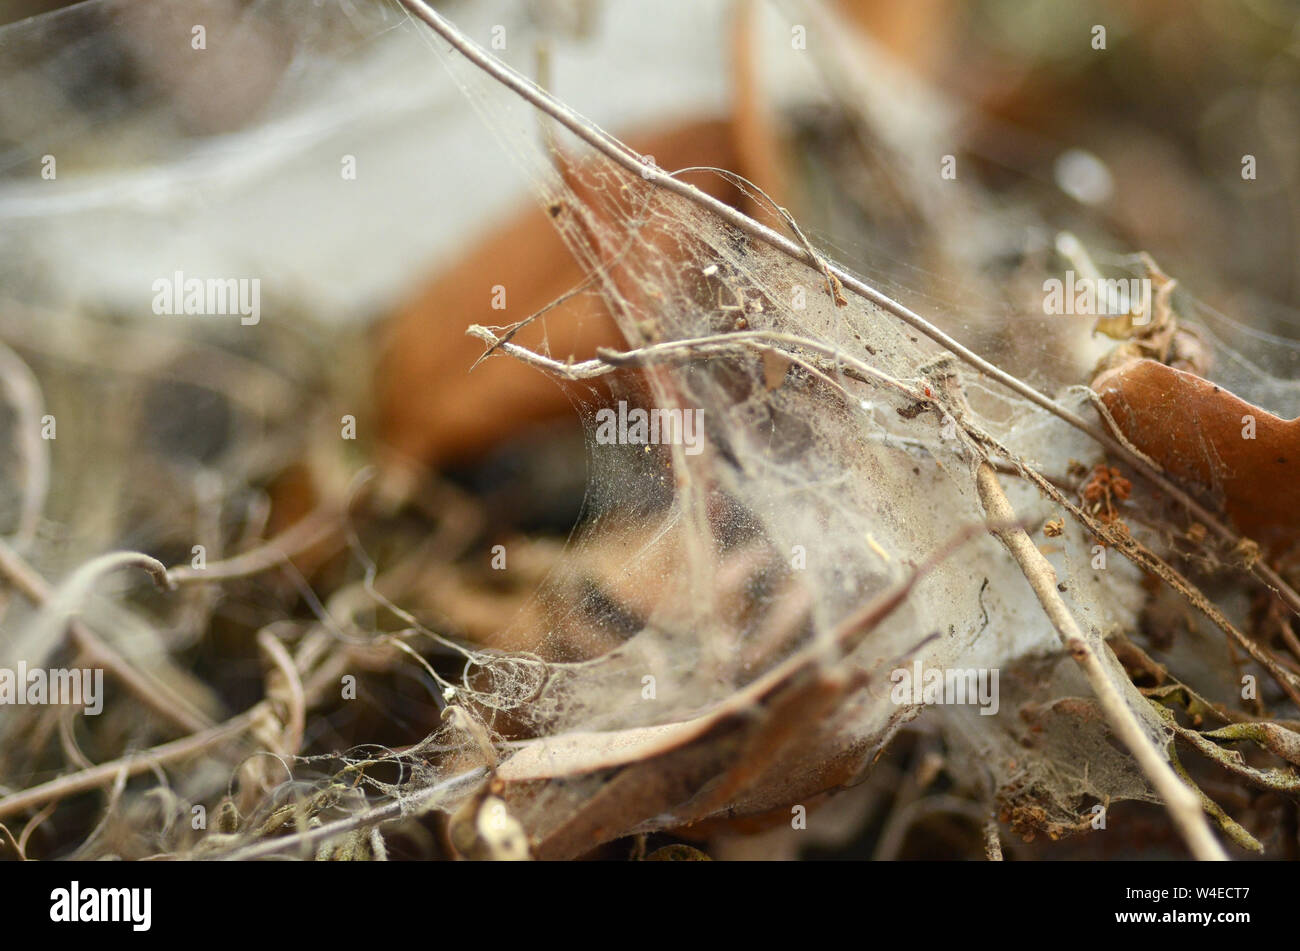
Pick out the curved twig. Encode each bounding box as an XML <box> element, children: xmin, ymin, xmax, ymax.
<box><xmin>0</xmin><ymin>539</ymin><xmax>212</xmax><ymax>734</ymax></box>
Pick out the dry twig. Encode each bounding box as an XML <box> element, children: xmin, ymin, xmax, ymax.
<box><xmin>975</xmin><ymin>462</ymin><xmax>1226</xmax><ymax>861</ymax></box>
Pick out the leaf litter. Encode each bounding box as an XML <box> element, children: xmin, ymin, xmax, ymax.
<box><xmin>0</xmin><ymin>0</ymin><xmax>1298</xmax><ymax>861</ymax></box>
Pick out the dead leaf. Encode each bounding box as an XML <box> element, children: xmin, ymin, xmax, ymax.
<box><xmin>1092</xmin><ymin>358</ymin><xmax>1300</xmax><ymax>556</ymax></box>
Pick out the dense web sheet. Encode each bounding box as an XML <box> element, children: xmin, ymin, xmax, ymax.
<box><xmin>2</xmin><ymin>0</ymin><xmax>1298</xmax><ymax>859</ymax></box>
<box><xmin>390</xmin><ymin>6</ymin><xmax>1194</xmax><ymax>850</ymax></box>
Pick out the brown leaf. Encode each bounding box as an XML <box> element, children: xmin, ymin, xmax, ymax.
<box><xmin>1092</xmin><ymin>358</ymin><xmax>1300</xmax><ymax>556</ymax></box>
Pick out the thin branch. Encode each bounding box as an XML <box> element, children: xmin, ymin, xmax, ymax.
<box><xmin>468</xmin><ymin>325</ymin><xmax>921</xmax><ymax>403</ymax></box>
<box><xmin>0</xmin><ymin>706</ymin><xmax>260</xmax><ymax>821</ymax></box>
<box><xmin>469</xmin><ymin>275</ymin><xmax>598</xmax><ymax>372</ymax></box>
<box><xmin>975</xmin><ymin>462</ymin><xmax>1226</xmax><ymax>861</ymax></box>
<box><xmin>399</xmin><ymin>0</ymin><xmax>1300</xmax><ymax>618</ymax></box>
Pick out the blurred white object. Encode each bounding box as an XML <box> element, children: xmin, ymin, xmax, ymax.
<box><xmin>0</xmin><ymin>0</ymin><xmax>732</xmax><ymax>325</ymax></box>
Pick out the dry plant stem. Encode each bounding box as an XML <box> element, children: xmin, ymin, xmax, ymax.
<box><xmin>0</xmin><ymin>539</ymin><xmax>212</xmax><ymax>734</ymax></box>
<box><xmin>58</xmin><ymin>707</ymin><xmax>94</xmax><ymax>770</ymax></box>
<box><xmin>257</xmin><ymin>629</ymin><xmax>306</xmax><ymax>757</ymax></box>
<box><xmin>1282</xmin><ymin>618</ymin><xmax>1300</xmax><ymax>666</ymax></box>
<box><xmin>0</xmin><ymin>706</ymin><xmax>261</xmax><ymax>821</ymax></box>
<box><xmin>0</xmin><ymin>632</ymin><xmax>367</xmax><ymax>823</ymax></box>
<box><xmin>68</xmin><ymin>765</ymin><xmax>128</xmax><ymax>860</ymax></box>
<box><xmin>17</xmin><ymin>800</ymin><xmax>56</xmax><ymax>856</ymax></box>
<box><xmin>469</xmin><ymin>275</ymin><xmax>597</xmax><ymax>372</ymax></box>
<box><xmin>210</xmin><ymin>766</ymin><xmax>489</xmax><ymax>861</ymax></box>
<box><xmin>0</xmin><ymin>822</ymin><xmax>22</xmax><ymax>859</ymax></box>
<box><xmin>468</xmin><ymin>326</ymin><xmax>918</xmax><ymax>402</ymax></box>
<box><xmin>167</xmin><ymin>507</ymin><xmax>341</xmax><ymax>585</ymax></box>
<box><xmin>400</xmin><ymin>0</ymin><xmax>1300</xmax><ymax>619</ymax></box>
<box><xmin>984</xmin><ymin>817</ymin><xmax>1004</xmax><ymax>861</ymax></box>
<box><xmin>976</xmin><ymin>462</ymin><xmax>1226</xmax><ymax>861</ymax></box>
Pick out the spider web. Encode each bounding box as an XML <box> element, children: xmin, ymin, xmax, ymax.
<box><xmin>3</xmin><ymin>0</ymin><xmax>1297</xmax><ymax>857</ymax></box>
<box><xmin>391</xmin><ymin>2</ymin><xmax>1182</xmax><ymax>848</ymax></box>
